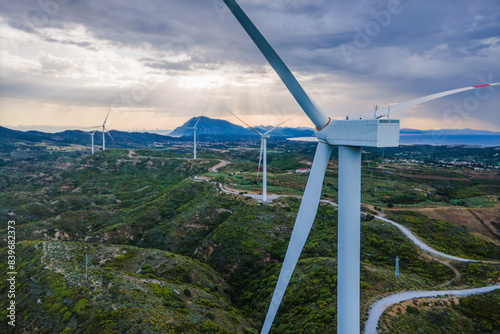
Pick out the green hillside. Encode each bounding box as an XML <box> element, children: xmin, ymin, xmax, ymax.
<box><xmin>0</xmin><ymin>241</ymin><xmax>254</xmax><ymax>333</ymax></box>
<box><xmin>1</xmin><ymin>144</ymin><xmax>499</xmax><ymax>333</ymax></box>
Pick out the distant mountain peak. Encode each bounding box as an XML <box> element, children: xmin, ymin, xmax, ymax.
<box><xmin>169</xmin><ymin>116</ymin><xmax>250</xmax><ymax>137</ymax></box>
<box><xmin>169</xmin><ymin>116</ymin><xmax>315</xmax><ymax>138</ymax></box>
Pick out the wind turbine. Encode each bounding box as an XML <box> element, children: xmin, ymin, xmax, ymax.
<box><xmin>88</xmin><ymin>130</ymin><xmax>96</xmax><ymax>154</ymax></box>
<box><xmin>221</xmin><ymin>1</ymin><xmax>500</xmax><ymax>333</ymax></box>
<box><xmin>101</xmin><ymin>110</ymin><xmax>113</xmax><ymax>151</ymax></box>
<box><xmin>187</xmin><ymin>114</ymin><xmax>204</xmax><ymax>159</ymax></box>
<box><xmin>228</xmin><ymin>110</ymin><xmax>289</xmax><ymax>202</ymax></box>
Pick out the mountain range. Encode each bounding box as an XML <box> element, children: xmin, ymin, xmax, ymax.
<box><xmin>0</xmin><ymin>126</ymin><xmax>177</xmax><ymax>149</ymax></box>
<box><xmin>1</xmin><ymin>117</ymin><xmax>498</xmax><ymax>148</ymax></box>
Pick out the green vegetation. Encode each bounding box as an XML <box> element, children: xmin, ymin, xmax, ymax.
<box><xmin>387</xmin><ymin>211</ymin><xmax>500</xmax><ymax>260</ymax></box>
<box><xmin>0</xmin><ymin>241</ymin><xmax>252</xmax><ymax>333</ymax></box>
<box><xmin>453</xmin><ymin>262</ymin><xmax>500</xmax><ymax>287</ymax></box>
<box><xmin>361</xmin><ymin>220</ymin><xmax>454</xmax><ymax>283</ymax></box>
<box><xmin>0</xmin><ymin>142</ymin><xmax>498</xmax><ymax>333</ymax></box>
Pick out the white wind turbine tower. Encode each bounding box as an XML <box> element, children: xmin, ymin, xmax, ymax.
<box><xmin>228</xmin><ymin>110</ymin><xmax>290</xmax><ymax>202</ymax></box>
<box><xmin>187</xmin><ymin>114</ymin><xmax>204</xmax><ymax>160</ymax></box>
<box><xmin>221</xmin><ymin>1</ymin><xmax>500</xmax><ymax>333</ymax></box>
<box><xmin>101</xmin><ymin>110</ymin><xmax>113</xmax><ymax>151</ymax></box>
<box><xmin>88</xmin><ymin>131</ymin><xmax>96</xmax><ymax>154</ymax></box>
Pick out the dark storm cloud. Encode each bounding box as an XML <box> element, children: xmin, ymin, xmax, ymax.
<box><xmin>3</xmin><ymin>0</ymin><xmax>498</xmax><ymax>79</ymax></box>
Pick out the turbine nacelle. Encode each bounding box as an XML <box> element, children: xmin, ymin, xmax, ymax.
<box><xmin>315</xmin><ymin>119</ymin><xmax>400</xmax><ymax>148</ymax></box>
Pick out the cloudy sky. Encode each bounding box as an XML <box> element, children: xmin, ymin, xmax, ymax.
<box><xmin>0</xmin><ymin>0</ymin><xmax>499</xmax><ymax>132</ymax></box>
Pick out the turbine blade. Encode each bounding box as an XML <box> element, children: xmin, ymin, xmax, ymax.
<box><xmin>227</xmin><ymin>109</ymin><xmax>262</xmax><ymax>135</ymax></box>
<box><xmin>256</xmin><ymin>139</ymin><xmax>264</xmax><ymax>181</ymax></box>
<box><xmin>222</xmin><ymin>0</ymin><xmax>329</xmax><ymax>129</ymax></box>
<box><xmin>263</xmin><ymin>127</ymin><xmax>277</xmax><ymax>136</ymax></box>
<box><xmin>193</xmin><ymin>118</ymin><xmax>201</xmax><ymax>127</ymax></box>
<box><xmin>261</xmin><ymin>142</ymin><xmax>333</xmax><ymax>334</ymax></box>
<box><xmin>356</xmin><ymin>83</ymin><xmax>500</xmax><ymax>119</ymax></box>
<box><xmin>105</xmin><ymin>128</ymin><xmax>114</xmax><ymax>140</ymax></box>
<box><xmin>263</xmin><ymin>117</ymin><xmax>293</xmax><ymax>135</ymax></box>
<box><xmin>194</xmin><ymin>111</ymin><xmax>205</xmax><ymax>127</ymax></box>
<box><xmin>103</xmin><ymin>109</ymin><xmax>111</xmax><ymax>125</ymax></box>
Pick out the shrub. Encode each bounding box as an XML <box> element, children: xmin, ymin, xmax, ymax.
<box><xmin>141</xmin><ymin>264</ymin><xmax>154</xmax><ymax>275</ymax></box>
<box><xmin>360</xmin><ymin>282</ymin><xmax>372</xmax><ymax>290</ymax></box>
<box><xmin>73</xmin><ymin>299</ymin><xmax>89</xmax><ymax>315</ymax></box>
<box><xmin>62</xmin><ymin>311</ymin><xmax>72</xmax><ymax>322</ymax></box>
<box><xmin>49</xmin><ymin>303</ymin><xmax>64</xmax><ymax>314</ymax></box>
<box><xmin>407</xmin><ymin>305</ymin><xmax>420</xmax><ymax>315</ymax></box>
<box><xmin>201</xmin><ymin>320</ymin><xmax>225</xmax><ymax>332</ymax></box>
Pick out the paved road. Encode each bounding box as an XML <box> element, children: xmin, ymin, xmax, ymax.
<box><xmin>364</xmin><ymin>285</ymin><xmax>500</xmax><ymax>334</ymax></box>
<box><xmin>372</xmin><ymin>215</ymin><xmax>476</xmax><ymax>262</ymax></box>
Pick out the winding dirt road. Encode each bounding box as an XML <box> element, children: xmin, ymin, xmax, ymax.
<box><xmin>210</xmin><ymin>160</ymin><xmax>230</xmax><ymax>172</ymax></box>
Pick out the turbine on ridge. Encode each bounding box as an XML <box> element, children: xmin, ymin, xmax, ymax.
<box><xmin>228</xmin><ymin>110</ymin><xmax>290</xmax><ymax>203</ymax></box>
<box><xmin>221</xmin><ymin>1</ymin><xmax>500</xmax><ymax>333</ymax></box>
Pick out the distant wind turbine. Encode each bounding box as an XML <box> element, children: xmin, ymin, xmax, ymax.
<box><xmin>187</xmin><ymin>113</ymin><xmax>204</xmax><ymax>160</ymax></box>
<box><xmin>101</xmin><ymin>110</ymin><xmax>113</xmax><ymax>151</ymax></box>
<box><xmin>88</xmin><ymin>131</ymin><xmax>96</xmax><ymax>154</ymax></box>
<box><xmin>228</xmin><ymin>110</ymin><xmax>290</xmax><ymax>202</ymax></box>
<box><xmin>221</xmin><ymin>1</ymin><xmax>500</xmax><ymax>333</ymax></box>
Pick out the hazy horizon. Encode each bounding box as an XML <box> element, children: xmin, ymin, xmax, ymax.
<box><xmin>4</xmin><ymin>121</ymin><xmax>500</xmax><ymax>135</ymax></box>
